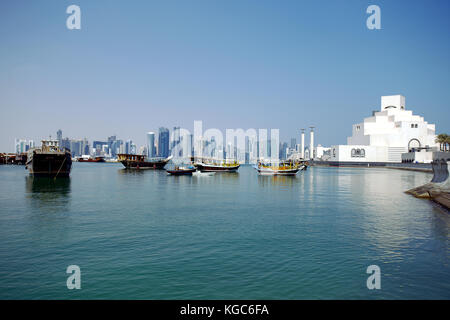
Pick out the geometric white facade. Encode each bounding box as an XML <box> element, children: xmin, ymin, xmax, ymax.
<box><xmin>330</xmin><ymin>95</ymin><xmax>438</xmax><ymax>163</ymax></box>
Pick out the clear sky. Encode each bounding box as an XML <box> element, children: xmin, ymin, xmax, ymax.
<box><xmin>1</xmin><ymin>0</ymin><xmax>449</xmax><ymax>152</ymax></box>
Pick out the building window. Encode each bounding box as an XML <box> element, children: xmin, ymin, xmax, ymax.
<box><xmin>356</xmin><ymin>125</ymin><xmax>361</xmax><ymax>131</ymax></box>
<box><xmin>351</xmin><ymin>148</ymin><xmax>365</xmax><ymax>158</ymax></box>
<box><xmin>411</xmin><ymin>123</ymin><xmax>418</xmax><ymax>128</ymax></box>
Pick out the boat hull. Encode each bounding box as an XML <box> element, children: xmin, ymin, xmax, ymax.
<box><xmin>26</xmin><ymin>152</ymin><xmax>72</xmax><ymax>177</ymax></box>
<box><xmin>78</xmin><ymin>158</ymin><xmax>105</xmax><ymax>163</ymax></box>
<box><xmin>166</xmin><ymin>168</ymin><xmax>196</xmax><ymax>175</ymax></box>
<box><xmin>255</xmin><ymin>165</ymin><xmax>304</xmax><ymax>176</ymax></box>
<box><xmin>120</xmin><ymin>160</ymin><xmax>168</xmax><ymax>170</ymax></box>
<box><xmin>194</xmin><ymin>163</ymin><xmax>240</xmax><ymax>172</ymax></box>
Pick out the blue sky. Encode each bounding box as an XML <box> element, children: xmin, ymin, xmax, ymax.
<box><xmin>1</xmin><ymin>0</ymin><xmax>449</xmax><ymax>152</ymax></box>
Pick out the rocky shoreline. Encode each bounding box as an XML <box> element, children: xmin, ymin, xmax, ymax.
<box><xmin>406</xmin><ymin>158</ymin><xmax>450</xmax><ymax>209</ymax></box>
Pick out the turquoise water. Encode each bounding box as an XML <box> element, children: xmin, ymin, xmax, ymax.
<box><xmin>0</xmin><ymin>163</ymin><xmax>449</xmax><ymax>299</ymax></box>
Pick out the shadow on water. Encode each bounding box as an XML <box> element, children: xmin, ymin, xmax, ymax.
<box><xmin>25</xmin><ymin>176</ymin><xmax>71</xmax><ymax>213</ymax></box>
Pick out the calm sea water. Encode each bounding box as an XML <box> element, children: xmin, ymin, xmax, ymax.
<box><xmin>0</xmin><ymin>163</ymin><xmax>448</xmax><ymax>299</ymax></box>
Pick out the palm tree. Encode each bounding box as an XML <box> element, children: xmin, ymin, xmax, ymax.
<box><xmin>435</xmin><ymin>133</ymin><xmax>449</xmax><ymax>151</ymax></box>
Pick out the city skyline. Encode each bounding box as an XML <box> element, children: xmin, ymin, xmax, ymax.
<box><xmin>10</xmin><ymin>124</ymin><xmax>319</xmax><ymax>154</ymax></box>
<box><xmin>13</xmin><ymin>126</ymin><xmax>317</xmax><ymax>163</ymax></box>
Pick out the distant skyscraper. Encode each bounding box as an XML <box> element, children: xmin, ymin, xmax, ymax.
<box><xmin>245</xmin><ymin>136</ymin><xmax>250</xmax><ymax>164</ymax></box>
<box><xmin>93</xmin><ymin>140</ymin><xmax>108</xmax><ymax>150</ymax></box>
<box><xmin>130</xmin><ymin>142</ymin><xmax>137</xmax><ymax>155</ymax></box>
<box><xmin>108</xmin><ymin>135</ymin><xmax>116</xmax><ymax>145</ymax></box>
<box><xmin>146</xmin><ymin>132</ymin><xmax>156</xmax><ymax>158</ymax></box>
<box><xmin>70</xmin><ymin>138</ymin><xmax>89</xmax><ymax>157</ymax></box>
<box><xmin>15</xmin><ymin>139</ymin><xmax>34</xmax><ymax>154</ymax></box>
<box><xmin>226</xmin><ymin>143</ymin><xmax>232</xmax><ymax>159</ymax></box>
<box><xmin>70</xmin><ymin>140</ymin><xmax>82</xmax><ymax>157</ymax></box>
<box><xmin>81</xmin><ymin>138</ymin><xmax>90</xmax><ymax>155</ymax></box>
<box><xmin>125</xmin><ymin>139</ymin><xmax>133</xmax><ymax>154</ymax></box>
<box><xmin>61</xmin><ymin>138</ymin><xmax>71</xmax><ymax>151</ymax></box>
<box><xmin>248</xmin><ymin>135</ymin><xmax>258</xmax><ymax>164</ymax></box>
<box><xmin>158</xmin><ymin>127</ymin><xmax>169</xmax><ymax>158</ymax></box>
<box><xmin>93</xmin><ymin>140</ymin><xmax>108</xmax><ymax>155</ymax></box>
<box><xmin>279</xmin><ymin>142</ymin><xmax>288</xmax><ymax>160</ymax></box>
<box><xmin>290</xmin><ymin>138</ymin><xmax>296</xmax><ymax>149</ymax></box>
<box><xmin>180</xmin><ymin>133</ymin><xmax>193</xmax><ymax>158</ymax></box>
<box><xmin>118</xmin><ymin>141</ymin><xmax>125</xmax><ymax>154</ymax></box>
<box><xmin>171</xmin><ymin>126</ymin><xmax>181</xmax><ymax>151</ymax></box>
<box><xmin>15</xmin><ymin>139</ymin><xmax>25</xmax><ymax>154</ymax></box>
<box><xmin>108</xmin><ymin>136</ymin><xmax>120</xmax><ymax>157</ymax></box>
<box><xmin>107</xmin><ymin>135</ymin><xmax>116</xmax><ymax>153</ymax></box>
<box><xmin>258</xmin><ymin>131</ymin><xmax>267</xmax><ymax>160</ymax></box>
<box><xmin>57</xmin><ymin>129</ymin><xmax>62</xmax><ymax>146</ymax></box>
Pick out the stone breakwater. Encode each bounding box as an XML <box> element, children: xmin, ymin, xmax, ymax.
<box><xmin>406</xmin><ymin>158</ymin><xmax>450</xmax><ymax>209</ymax></box>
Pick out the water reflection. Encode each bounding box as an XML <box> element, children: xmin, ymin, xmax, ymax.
<box><xmin>25</xmin><ymin>176</ymin><xmax>71</xmax><ymax>213</ymax></box>
<box><xmin>430</xmin><ymin>206</ymin><xmax>450</xmax><ymax>240</ymax></box>
<box><xmin>6</xmin><ymin>164</ymin><xmax>448</xmax><ymax>299</ymax></box>
<box><xmin>257</xmin><ymin>174</ymin><xmax>298</xmax><ymax>187</ymax></box>
<box><xmin>330</xmin><ymin>167</ymin><xmax>449</xmax><ymax>264</ymax></box>
<box><xmin>215</xmin><ymin>172</ymin><xmax>239</xmax><ymax>181</ymax></box>
<box><xmin>190</xmin><ymin>171</ymin><xmax>240</xmax><ymax>185</ymax></box>
<box><xmin>117</xmin><ymin>168</ymin><xmax>146</xmax><ymax>176</ymax></box>
<box><xmin>167</xmin><ymin>174</ymin><xmax>195</xmax><ymax>185</ymax></box>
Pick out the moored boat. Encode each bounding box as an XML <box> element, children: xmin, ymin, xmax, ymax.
<box><xmin>166</xmin><ymin>165</ymin><xmax>196</xmax><ymax>175</ymax></box>
<box><xmin>78</xmin><ymin>156</ymin><xmax>105</xmax><ymax>163</ymax></box>
<box><xmin>194</xmin><ymin>158</ymin><xmax>240</xmax><ymax>172</ymax></box>
<box><xmin>118</xmin><ymin>154</ymin><xmax>172</xmax><ymax>169</ymax></box>
<box><xmin>254</xmin><ymin>160</ymin><xmax>306</xmax><ymax>176</ymax></box>
<box><xmin>0</xmin><ymin>153</ymin><xmax>27</xmax><ymax>165</ymax></box>
<box><xmin>26</xmin><ymin>140</ymin><xmax>72</xmax><ymax>177</ymax></box>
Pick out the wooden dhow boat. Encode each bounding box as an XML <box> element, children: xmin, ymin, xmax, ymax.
<box><xmin>254</xmin><ymin>160</ymin><xmax>306</xmax><ymax>176</ymax></box>
<box><xmin>118</xmin><ymin>154</ymin><xmax>172</xmax><ymax>169</ymax></box>
<box><xmin>77</xmin><ymin>156</ymin><xmax>105</xmax><ymax>163</ymax></box>
<box><xmin>194</xmin><ymin>157</ymin><xmax>240</xmax><ymax>172</ymax></box>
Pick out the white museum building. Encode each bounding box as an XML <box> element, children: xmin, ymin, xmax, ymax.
<box><xmin>330</xmin><ymin>95</ymin><xmax>438</xmax><ymax>163</ymax></box>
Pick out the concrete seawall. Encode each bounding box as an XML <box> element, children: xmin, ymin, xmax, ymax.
<box><xmin>311</xmin><ymin>160</ymin><xmax>433</xmax><ymax>173</ymax></box>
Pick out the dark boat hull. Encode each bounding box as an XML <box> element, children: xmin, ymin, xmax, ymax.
<box><xmin>78</xmin><ymin>158</ymin><xmax>105</xmax><ymax>163</ymax></box>
<box><xmin>166</xmin><ymin>168</ymin><xmax>196</xmax><ymax>175</ymax></box>
<box><xmin>120</xmin><ymin>160</ymin><xmax>168</xmax><ymax>170</ymax></box>
<box><xmin>255</xmin><ymin>167</ymin><xmax>300</xmax><ymax>176</ymax></box>
<box><xmin>0</xmin><ymin>153</ymin><xmax>27</xmax><ymax>165</ymax></box>
<box><xmin>26</xmin><ymin>152</ymin><xmax>72</xmax><ymax>177</ymax></box>
<box><xmin>195</xmin><ymin>163</ymin><xmax>240</xmax><ymax>172</ymax></box>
